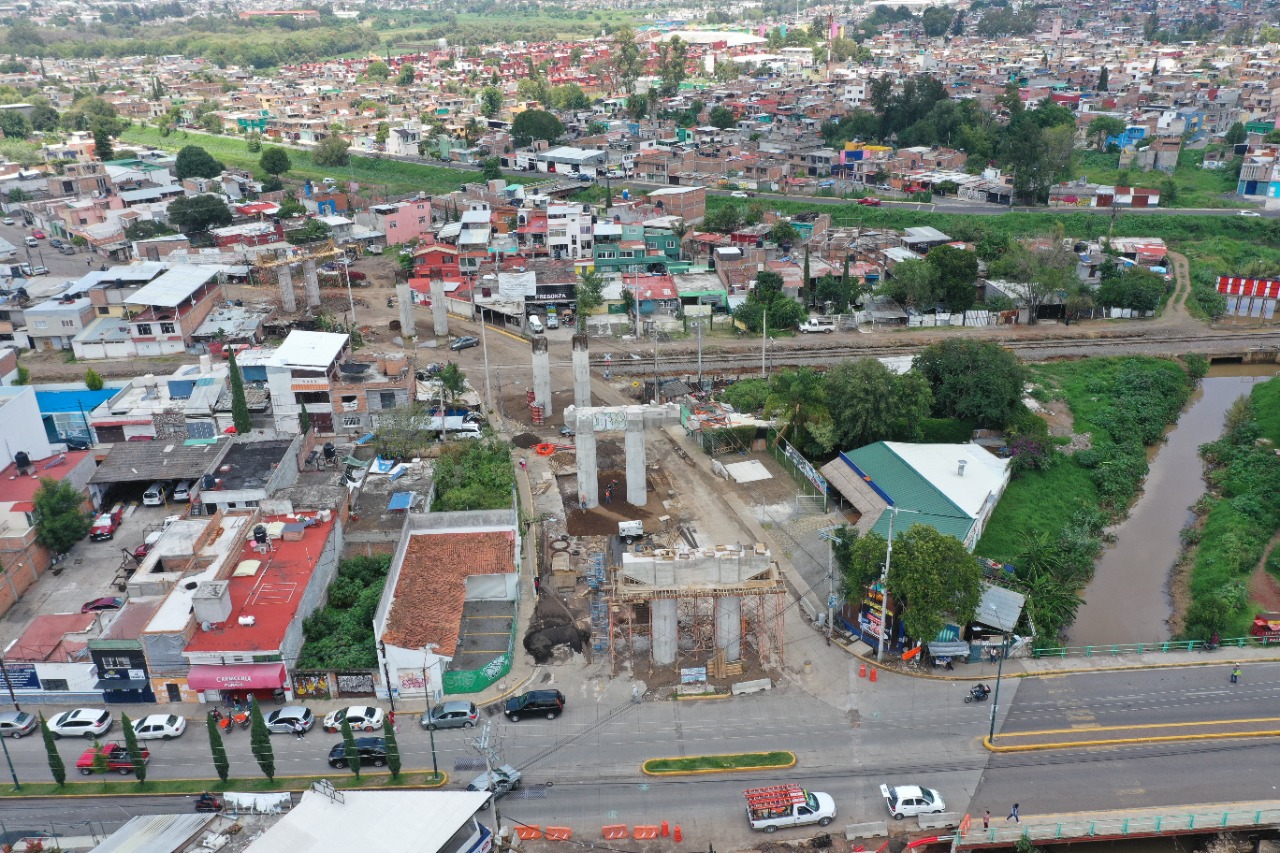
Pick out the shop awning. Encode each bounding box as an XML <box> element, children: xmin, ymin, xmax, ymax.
<box><xmin>187</xmin><ymin>663</ymin><xmax>286</xmax><ymax>691</ymax></box>
<box><xmin>94</xmin><ymin>678</ymin><xmax>151</xmax><ymax>691</ymax></box>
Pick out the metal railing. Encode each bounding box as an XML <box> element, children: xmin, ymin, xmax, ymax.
<box><xmin>958</xmin><ymin>805</ymin><xmax>1280</xmax><ymax>846</ymax></box>
<box><xmin>1032</xmin><ymin>636</ymin><xmax>1277</xmax><ymax>658</ymax></box>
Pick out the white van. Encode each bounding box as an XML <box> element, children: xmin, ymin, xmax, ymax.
<box><xmin>142</xmin><ymin>482</ymin><xmax>167</xmax><ymax>507</ymax></box>
<box><xmin>172</xmin><ymin>481</ymin><xmax>193</xmax><ymax>502</ymax></box>
<box><xmin>527</xmin><ymin>315</ymin><xmax>545</xmax><ymax>335</ymax></box>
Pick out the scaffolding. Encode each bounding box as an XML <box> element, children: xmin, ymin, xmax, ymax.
<box><xmin>253</xmin><ymin>240</ymin><xmax>347</xmax><ymax>316</ymax></box>
<box><xmin>605</xmin><ymin>555</ymin><xmax>787</xmax><ymax>675</ymax></box>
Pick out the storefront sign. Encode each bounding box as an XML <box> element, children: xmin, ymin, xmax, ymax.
<box><xmin>0</xmin><ymin>663</ymin><xmax>39</xmax><ymax>691</ymax></box>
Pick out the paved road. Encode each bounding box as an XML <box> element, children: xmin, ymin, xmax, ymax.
<box><xmin>0</xmin><ymin>221</ymin><xmax>99</xmax><ymax>282</ymax></box>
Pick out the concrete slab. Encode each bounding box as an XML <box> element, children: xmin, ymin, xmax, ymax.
<box><xmin>725</xmin><ymin>459</ymin><xmax>772</xmax><ymax>484</ymax></box>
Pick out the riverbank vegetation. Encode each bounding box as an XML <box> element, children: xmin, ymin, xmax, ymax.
<box><xmin>1181</xmin><ymin>377</ymin><xmax>1280</xmax><ymax>639</ymax></box>
<box><xmin>976</xmin><ymin>356</ymin><xmax>1197</xmax><ymax>643</ymax></box>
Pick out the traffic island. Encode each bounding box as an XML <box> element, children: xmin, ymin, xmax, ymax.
<box><xmin>0</xmin><ymin>771</ymin><xmax>449</xmax><ymax>798</ymax></box>
<box><xmin>642</xmin><ymin>751</ymin><xmax>796</xmax><ymax>776</ymax></box>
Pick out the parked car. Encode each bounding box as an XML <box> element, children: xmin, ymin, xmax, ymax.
<box><xmin>0</xmin><ymin>711</ymin><xmax>37</xmax><ymax>738</ymax></box>
<box><xmin>322</xmin><ymin>705</ymin><xmax>384</xmax><ymax>733</ymax></box>
<box><xmin>23</xmin><ymin>236</ymin><xmax>37</xmax><ymax>247</ymax></box>
<box><xmin>133</xmin><ymin>530</ymin><xmax>165</xmax><ymax>560</ymax></box>
<box><xmin>89</xmin><ymin>503</ymin><xmax>126</xmax><ymax>541</ymax></box>
<box><xmin>59</xmin><ymin>245</ymin><xmax>76</xmax><ymax>255</ymax></box>
<box><xmin>48</xmin><ymin>238</ymin><xmax>63</xmax><ymax>249</ymax></box>
<box><xmin>466</xmin><ymin>764</ymin><xmax>522</xmax><ymax>808</ymax></box>
<box><xmin>76</xmin><ymin>742</ymin><xmax>149</xmax><ymax>775</ymax></box>
<box><xmin>81</xmin><ymin>596</ymin><xmax>125</xmax><ymax>613</ymax></box>
<box><xmin>29</xmin><ymin>266</ymin><xmax>47</xmax><ymax>276</ymax></box>
<box><xmin>48</xmin><ymin>708</ymin><xmax>112</xmax><ymax>739</ymax></box>
<box><xmin>503</xmin><ymin>689</ymin><xmax>565</xmax><ymax>722</ymax></box>
<box><xmin>31</xmin><ymin>230</ymin><xmax>45</xmax><ymax>239</ymax></box>
<box><xmin>365</xmin><ymin>244</ymin><xmax>384</xmax><ymax>255</ymax></box>
<box><xmin>265</xmin><ymin>706</ymin><xmax>315</xmax><ymax>735</ymax></box>
<box><xmin>327</xmin><ymin>736</ymin><xmax>388</xmax><ymax>768</ymax></box>
<box><xmin>421</xmin><ymin>701</ymin><xmax>478</xmax><ymax>731</ymax></box>
<box><xmin>730</xmin><ymin>191</ymin><xmax>749</xmax><ymax>198</ymax></box>
<box><xmin>131</xmin><ymin>714</ymin><xmax>186</xmax><ymax>740</ymax></box>
<box><xmin>449</xmin><ymin>335</ymin><xmax>479</xmax><ymax>352</ymax></box>
<box><xmin>880</xmin><ymin>784</ymin><xmax>946</xmax><ymax>820</ymax></box>
<box><xmin>857</xmin><ymin>197</ymin><xmax>881</xmax><ymax>206</ymax></box>
<box><xmin>1</xmin><ymin>217</ymin><xmax>12</xmax><ymax>225</ymax></box>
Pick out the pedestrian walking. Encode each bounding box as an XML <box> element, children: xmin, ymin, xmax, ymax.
<box><xmin>293</xmin><ymin>719</ymin><xmax>306</xmax><ymax>740</ymax></box>
<box><xmin>519</xmin><ymin>458</ymin><xmax>527</xmax><ymax>472</ymax></box>
<box><xmin>604</xmin><ymin>487</ymin><xmax>612</xmax><ymax>504</ymax></box>
<box><xmin>983</xmin><ymin>810</ymin><xmax>990</xmax><ymax>830</ymax></box>
<box><xmin>1007</xmin><ymin>804</ymin><xmax>1020</xmax><ymax>823</ymax></box>
<box><xmin>533</xmin><ymin>575</ymin><xmax>541</xmax><ymax>595</ymax></box>
<box><xmin>1231</xmin><ymin>663</ymin><xmax>1241</xmax><ymax>684</ymax></box>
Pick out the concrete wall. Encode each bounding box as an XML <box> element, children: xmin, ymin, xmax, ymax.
<box><xmin>279</xmin><ymin>519</ymin><xmax>343</xmax><ymax>669</ymax></box>
<box><xmin>620</xmin><ymin>547</ymin><xmax>773</xmax><ymax>588</ymax></box>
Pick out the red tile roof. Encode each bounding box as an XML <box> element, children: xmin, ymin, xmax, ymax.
<box><xmin>0</xmin><ymin>451</ymin><xmax>92</xmax><ymax>503</ymax></box>
<box><xmin>383</xmin><ymin>531</ymin><xmax>515</xmax><ymax>656</ymax></box>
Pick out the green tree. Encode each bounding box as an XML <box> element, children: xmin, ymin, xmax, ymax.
<box><xmin>708</xmin><ymin>106</ymin><xmax>736</xmax><ymax>130</ymax></box>
<box><xmin>879</xmin><ymin>259</ymin><xmax>940</xmax><ymax>310</ymax></box>
<box><xmin>614</xmin><ymin>26</ymin><xmax>643</xmax><ymax>94</ymax></box>
<box><xmin>207</xmin><ymin>712</ymin><xmax>229</xmax><ymax>783</ymax></box>
<box><xmin>914</xmin><ymin>339</ymin><xmax>1027</xmax><ymax>428</ymax></box>
<box><xmin>396</xmin><ymin>63</ymin><xmax>416</xmax><ymax>86</ymax></box>
<box><xmin>258</xmin><ymin>146</ymin><xmax>292</xmax><ymax>177</ymax></box>
<box><xmin>339</xmin><ymin>716</ymin><xmax>360</xmax><ymax>778</ymax></box>
<box><xmin>228</xmin><ymin>349</ymin><xmax>252</xmax><ymax>434</ymax></box>
<box><xmin>886</xmin><ymin>523</ymin><xmax>983</xmax><ymax>644</ymax></box>
<box><xmin>277</xmin><ymin>195</ymin><xmax>306</xmax><ymax>218</ymax></box>
<box><xmin>439</xmin><ymin>362</ymin><xmax>467</xmax><ymax>411</ymax></box>
<box><xmin>835</xmin><ymin>528</ymin><xmax>889</xmax><ymax>598</ymax></box>
<box><xmin>0</xmin><ymin>109</ymin><xmax>31</xmax><ymax>139</ymax></box>
<box><xmin>32</xmin><ymin>478</ymin><xmax>90</xmax><ymax>555</ymax></box>
<box><xmin>383</xmin><ymin>715</ymin><xmax>401</xmax><ymax>779</ymax></box>
<box><xmin>201</xmin><ymin>113</ymin><xmax>223</xmax><ymax>135</ymax></box>
<box><xmin>764</xmin><ymin>368</ymin><xmax>834</xmax><ymax>455</ymax></box>
<box><xmin>287</xmin><ymin>218</ymin><xmax>332</xmax><ymax>245</ymax></box>
<box><xmin>119</xmin><ymin>712</ymin><xmax>146</xmax><ymax>783</ymax></box>
<box><xmin>510</xmin><ymin>109</ymin><xmax>563</xmax><ymax>147</ymax></box>
<box><xmin>84</xmin><ymin>368</ymin><xmax>104</xmax><ymax>391</ymax></box>
<box><xmin>246</xmin><ymin>132</ymin><xmax>263</xmax><ymax>153</ymax></box>
<box><xmin>825</xmin><ymin>358</ymin><xmax>932</xmax><ymax>449</ymax></box>
<box><xmin>39</xmin><ymin>714</ymin><xmax>65</xmax><ymax>787</ymax></box>
<box><xmin>313</xmin><ymin>134</ymin><xmax>350</xmax><ymax>167</ymax></box>
<box><xmin>481</xmin><ymin>157</ymin><xmax>502</xmax><ymax>181</ymax></box>
<box><xmin>575</xmin><ymin>267</ymin><xmax>604</xmax><ymax>332</ymax></box>
<box><xmin>1087</xmin><ymin>116</ymin><xmax>1126</xmax><ymax>150</ymax></box>
<box><xmin>299</xmin><ymin>401</ymin><xmax>311</xmax><ymax>435</ymax></box>
<box><xmin>625</xmin><ymin>92</ymin><xmax>649</xmax><ymax>121</ymax></box>
<box><xmin>768</xmin><ymin>221</ymin><xmax>801</xmax><ymax>247</ymax></box>
<box><xmin>248</xmin><ymin>697</ymin><xmax>275</xmax><ymax>781</ymax></box>
<box><xmin>93</xmin><ymin>124</ymin><xmax>114</xmax><ymax>161</ymax></box>
<box><xmin>176</xmin><ymin>145</ymin><xmax>223</xmax><ymax>180</ymax></box>
<box><xmin>551</xmin><ymin>83</ymin><xmax>590</xmax><ymax>111</ymax></box>
<box><xmin>168</xmin><ymin>194</ymin><xmax>232</xmax><ymax>234</ymax></box>
<box><xmin>921</xmin><ymin>6</ymin><xmax>953</xmax><ymax>37</ymax></box>
<box><xmin>480</xmin><ymin>86</ymin><xmax>503</xmax><ymax>118</ymax></box>
<box><xmin>1224</xmin><ymin>122</ymin><xmax>1246</xmax><ymax>146</ymax></box>
<box><xmin>364</xmin><ymin>60</ymin><xmax>390</xmax><ymax>81</ymax></box>
<box><xmin>1096</xmin><ymin>65</ymin><xmax>1109</xmax><ymax>91</ymax></box>
<box><xmin>924</xmin><ymin>244</ymin><xmax>979</xmax><ymax>313</ymax></box>
<box><xmin>91</xmin><ymin>739</ymin><xmax>109</xmax><ymax>775</ymax></box>
<box><xmin>656</xmin><ymin>35</ymin><xmax>688</xmax><ymax>97</ymax></box>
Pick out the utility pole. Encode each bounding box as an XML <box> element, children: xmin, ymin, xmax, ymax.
<box><xmin>818</xmin><ymin>527</ymin><xmax>842</xmax><ymax>643</ymax></box>
<box><xmin>0</xmin><ymin>656</ymin><xmax>21</xmax><ymax>711</ymax></box>
<box><xmin>421</xmin><ymin>644</ymin><xmax>439</xmax><ymax>778</ymax></box>
<box><xmin>988</xmin><ymin>633</ymin><xmax>1010</xmax><ymax>743</ymax></box>
<box><xmin>877</xmin><ymin>506</ymin><xmax>919</xmax><ymax>663</ymax></box>
<box><xmin>469</xmin><ymin>722</ymin><xmax>506</xmax><ymax>838</ymax></box>
<box><xmin>694</xmin><ymin>321</ymin><xmax>703</xmax><ymax>391</ymax></box>
<box><xmin>760</xmin><ymin>305</ymin><xmax>768</xmax><ymax>378</ymax></box>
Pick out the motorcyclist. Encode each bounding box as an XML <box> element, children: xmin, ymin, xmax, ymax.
<box><xmin>196</xmin><ymin>792</ymin><xmax>218</xmax><ymax>809</ymax></box>
<box><xmin>971</xmin><ymin>683</ymin><xmax>991</xmax><ymax>698</ymax></box>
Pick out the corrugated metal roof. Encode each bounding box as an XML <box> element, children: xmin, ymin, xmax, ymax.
<box><xmin>126</xmin><ymin>265</ymin><xmax>219</xmax><ymax>308</ymax></box>
<box><xmin>973</xmin><ymin>582</ymin><xmax>1026</xmax><ymax>632</ymax></box>
<box><xmin>842</xmin><ymin>442</ymin><xmax>974</xmax><ymax>543</ymax></box>
<box><xmin>91</xmin><ymin>813</ymin><xmax>214</xmax><ymax>852</ymax></box>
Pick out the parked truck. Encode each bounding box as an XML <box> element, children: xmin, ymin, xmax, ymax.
<box><xmin>744</xmin><ymin>784</ymin><xmax>836</xmax><ymax>833</ymax></box>
<box><xmin>798</xmin><ymin>317</ymin><xmax>836</xmax><ymax>334</ymax></box>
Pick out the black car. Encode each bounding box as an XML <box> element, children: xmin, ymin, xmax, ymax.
<box><xmin>503</xmin><ymin>689</ymin><xmax>566</xmax><ymax>722</ymax></box>
<box><xmin>449</xmin><ymin>335</ymin><xmax>479</xmax><ymax>352</ymax></box>
<box><xmin>327</xmin><ymin>737</ymin><xmax>389</xmax><ymax>768</ymax></box>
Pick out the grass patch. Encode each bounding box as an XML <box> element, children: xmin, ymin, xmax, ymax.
<box><xmin>0</xmin><ymin>771</ymin><xmax>445</xmax><ymax>797</ymax></box>
<box><xmin>976</xmin><ymin>461</ymin><xmax>1098</xmax><ymax>563</ymax></box>
<box><xmin>1070</xmin><ymin>148</ymin><xmax>1237</xmax><ymax>209</ymax></box>
<box><xmin>1251</xmin><ymin>376</ymin><xmax>1280</xmax><ymax>445</ymax></box>
<box><xmin>119</xmin><ymin>125</ymin><xmax>481</xmax><ymax>198</ymax></box>
<box><xmin>643</xmin><ymin>751</ymin><xmax>795</xmax><ymax>775</ymax></box>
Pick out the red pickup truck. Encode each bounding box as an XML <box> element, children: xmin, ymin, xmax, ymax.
<box><xmin>76</xmin><ymin>742</ymin><xmax>150</xmax><ymax>775</ymax></box>
<box><xmin>89</xmin><ymin>503</ymin><xmax>126</xmax><ymax>541</ymax></box>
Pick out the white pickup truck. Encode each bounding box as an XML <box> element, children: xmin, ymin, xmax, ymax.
<box><xmin>744</xmin><ymin>785</ymin><xmax>837</xmax><ymax>833</ymax></box>
<box><xmin>798</xmin><ymin>318</ymin><xmax>836</xmax><ymax>334</ymax></box>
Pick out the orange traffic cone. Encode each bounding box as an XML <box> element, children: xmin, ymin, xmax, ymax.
<box><xmin>869</xmin><ymin>667</ymin><xmax>878</xmax><ymax>682</ymax></box>
<box><xmin>858</xmin><ymin>662</ymin><xmax>867</xmax><ymax>678</ymax></box>
<box><xmin>674</xmin><ymin>826</ymin><xmax>683</xmax><ymax>843</ymax></box>
<box><xmin>661</xmin><ymin>821</ymin><xmax>669</xmax><ymax>837</ymax></box>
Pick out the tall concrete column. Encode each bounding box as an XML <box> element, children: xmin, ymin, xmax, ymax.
<box><xmin>575</xmin><ymin>410</ymin><xmax>598</xmax><ymax>509</ymax></box>
<box><xmin>302</xmin><ymin>259</ymin><xmax>321</xmax><ymax>307</ymax></box>
<box><xmin>652</xmin><ymin>597</ymin><xmax>677</xmax><ymax>665</ymax></box>
<box><xmin>277</xmin><ymin>264</ymin><xmax>296</xmax><ymax>313</ymax></box>
<box><xmin>571</xmin><ymin>333</ymin><xmax>592</xmax><ymax>410</ymax></box>
<box><xmin>532</xmin><ymin>337</ymin><xmax>552</xmax><ymax>418</ymax></box>
<box><xmin>716</xmin><ymin>596</ymin><xmax>742</xmax><ymax>662</ymax></box>
<box><xmin>396</xmin><ymin>283</ymin><xmax>416</xmax><ymax>338</ymax></box>
<box><xmin>625</xmin><ymin>409</ymin><xmax>646</xmax><ymax>506</ymax></box>
<box><xmin>430</xmin><ymin>279</ymin><xmax>448</xmax><ymax>336</ymax></box>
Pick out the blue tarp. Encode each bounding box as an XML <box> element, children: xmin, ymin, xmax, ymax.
<box><xmin>388</xmin><ymin>492</ymin><xmax>413</xmax><ymax>512</ymax></box>
<box><xmin>356</xmin><ymin>433</ymin><xmax>375</xmax><ymax>445</ymax></box>
<box><xmin>370</xmin><ymin>455</ymin><xmax>395</xmax><ymax>474</ymax></box>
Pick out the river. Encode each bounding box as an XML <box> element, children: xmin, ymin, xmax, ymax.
<box><xmin>1067</xmin><ymin>364</ymin><xmax>1280</xmax><ymax>646</ymax></box>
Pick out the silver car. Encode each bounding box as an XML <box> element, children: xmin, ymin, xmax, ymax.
<box><xmin>265</xmin><ymin>706</ymin><xmax>315</xmax><ymax>735</ymax></box>
<box><xmin>466</xmin><ymin>764</ymin><xmax>522</xmax><ymax>809</ymax></box>
<box><xmin>0</xmin><ymin>711</ymin><xmax>37</xmax><ymax>738</ymax></box>
<box><xmin>421</xmin><ymin>701</ymin><xmax>478</xmax><ymax>730</ymax></box>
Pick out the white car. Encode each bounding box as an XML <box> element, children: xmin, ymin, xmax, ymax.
<box><xmin>131</xmin><ymin>714</ymin><xmax>187</xmax><ymax>740</ymax></box>
<box><xmin>2</xmin><ymin>217</ymin><xmax>12</xmax><ymax>225</ymax></box>
<box><xmin>48</xmin><ymin>708</ymin><xmax>112</xmax><ymax>739</ymax></box>
<box><xmin>1237</xmin><ymin>210</ymin><xmax>1262</xmax><ymax>217</ymax></box>
<box><xmin>730</xmin><ymin>191</ymin><xmax>749</xmax><ymax>198</ymax></box>
<box><xmin>880</xmin><ymin>784</ymin><xmax>946</xmax><ymax>820</ymax></box>
<box><xmin>322</xmin><ymin>705</ymin><xmax>384</xmax><ymax>733</ymax></box>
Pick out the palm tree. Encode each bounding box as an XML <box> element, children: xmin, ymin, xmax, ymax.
<box><xmin>764</xmin><ymin>368</ymin><xmax>834</xmax><ymax>455</ymax></box>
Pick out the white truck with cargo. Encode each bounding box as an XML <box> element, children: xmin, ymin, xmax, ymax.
<box><xmin>744</xmin><ymin>785</ymin><xmax>836</xmax><ymax>832</ymax></box>
<box><xmin>798</xmin><ymin>318</ymin><xmax>836</xmax><ymax>334</ymax></box>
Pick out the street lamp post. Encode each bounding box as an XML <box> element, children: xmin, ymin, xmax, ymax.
<box><xmin>818</xmin><ymin>527</ymin><xmax>842</xmax><ymax>643</ymax></box>
<box><xmin>421</xmin><ymin>644</ymin><xmax>440</xmax><ymax>778</ymax></box>
<box><xmin>877</xmin><ymin>505</ymin><xmax>919</xmax><ymax>663</ymax></box>
<box><xmin>988</xmin><ymin>633</ymin><xmax>1010</xmax><ymax>743</ymax></box>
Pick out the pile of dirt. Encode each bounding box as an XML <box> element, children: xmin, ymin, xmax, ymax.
<box><xmin>511</xmin><ymin>432</ymin><xmax>540</xmax><ymax>449</ymax></box>
<box><xmin>556</xmin><ymin>471</ymin><xmax>660</xmax><ymax>536</ymax></box>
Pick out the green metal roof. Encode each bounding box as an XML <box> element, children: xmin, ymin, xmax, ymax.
<box><xmin>843</xmin><ymin>442</ymin><xmax>975</xmax><ymax>542</ymax></box>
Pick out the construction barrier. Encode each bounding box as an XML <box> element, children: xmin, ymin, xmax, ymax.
<box><xmin>602</xmin><ymin>826</ymin><xmax>629</xmax><ymax>840</ymax></box>
<box><xmin>545</xmin><ymin>827</ymin><xmax>573</xmax><ymax>841</ymax></box>
<box><xmin>633</xmin><ymin>826</ymin><xmax>661</xmax><ymax>840</ymax></box>
<box><xmin>515</xmin><ymin>826</ymin><xmax>543</xmax><ymax>841</ymax></box>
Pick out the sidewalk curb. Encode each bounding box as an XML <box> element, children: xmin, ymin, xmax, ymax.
<box><xmin>641</xmin><ymin>752</ymin><xmax>797</xmax><ymax>776</ymax></box>
<box><xmin>0</xmin><ymin>772</ymin><xmax>450</xmax><ymax>800</ymax></box>
<box><xmin>984</xmin><ymin>727</ymin><xmax>1280</xmax><ymax>753</ymax></box>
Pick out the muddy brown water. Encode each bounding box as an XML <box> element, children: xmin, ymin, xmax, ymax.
<box><xmin>1067</xmin><ymin>365</ymin><xmax>1279</xmax><ymax>646</ymax></box>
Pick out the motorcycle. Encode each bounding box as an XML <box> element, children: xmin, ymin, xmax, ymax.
<box><xmin>194</xmin><ymin>793</ymin><xmax>223</xmax><ymax>813</ymax></box>
<box><xmin>964</xmin><ymin>684</ymin><xmax>991</xmax><ymax>703</ymax></box>
<box><xmin>218</xmin><ymin>712</ymin><xmax>250</xmax><ymax>732</ymax></box>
